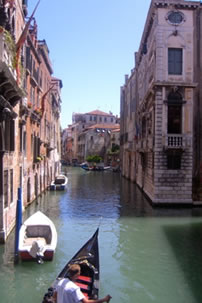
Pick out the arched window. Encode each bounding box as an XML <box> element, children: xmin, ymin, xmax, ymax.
<box><xmin>167</xmin><ymin>91</ymin><xmax>182</xmax><ymax>134</ymax></box>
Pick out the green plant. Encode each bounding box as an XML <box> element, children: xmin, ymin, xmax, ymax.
<box><xmin>0</xmin><ymin>26</ymin><xmax>17</xmax><ymax>69</ymax></box>
<box><xmin>111</xmin><ymin>144</ymin><xmax>120</xmax><ymax>153</ymax></box>
<box><xmin>34</xmin><ymin>107</ymin><xmax>42</xmax><ymax>115</ymax></box>
<box><xmin>86</xmin><ymin>155</ymin><xmax>102</xmax><ymax>163</ymax></box>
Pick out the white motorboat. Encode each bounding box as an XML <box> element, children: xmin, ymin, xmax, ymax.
<box><xmin>49</xmin><ymin>174</ymin><xmax>68</xmax><ymax>190</ymax></box>
<box><xmin>18</xmin><ymin>211</ymin><xmax>57</xmax><ymax>262</ymax></box>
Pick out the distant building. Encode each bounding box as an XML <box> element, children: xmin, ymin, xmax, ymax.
<box><xmin>63</xmin><ymin>110</ymin><xmax>119</xmax><ymax>164</ymax></box>
<box><xmin>72</xmin><ymin>110</ymin><xmax>117</xmax><ymax>126</ymax></box>
<box><xmin>62</xmin><ymin>126</ymin><xmax>73</xmax><ymax>164</ymax></box>
<box><xmin>108</xmin><ymin>128</ymin><xmax>120</xmax><ymax>170</ymax></box>
<box><xmin>77</xmin><ymin>123</ymin><xmax>120</xmax><ymax>164</ymax></box>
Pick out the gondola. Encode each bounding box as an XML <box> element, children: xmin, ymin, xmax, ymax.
<box><xmin>42</xmin><ymin>228</ymin><xmax>99</xmax><ymax>303</ymax></box>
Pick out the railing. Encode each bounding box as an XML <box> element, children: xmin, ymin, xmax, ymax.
<box><xmin>165</xmin><ymin>134</ymin><xmax>185</xmax><ymax>149</ymax></box>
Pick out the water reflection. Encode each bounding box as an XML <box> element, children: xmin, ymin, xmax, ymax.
<box><xmin>119</xmin><ymin>177</ymin><xmax>202</xmax><ymax>217</ymax></box>
<box><xmin>61</xmin><ymin>170</ymin><xmax>121</xmax><ymax>219</ymax></box>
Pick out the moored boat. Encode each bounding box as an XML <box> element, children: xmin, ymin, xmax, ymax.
<box><xmin>18</xmin><ymin>211</ymin><xmax>57</xmax><ymax>263</ymax></box>
<box><xmin>81</xmin><ymin>163</ymin><xmax>111</xmax><ymax>171</ymax></box>
<box><xmin>49</xmin><ymin>174</ymin><xmax>68</xmax><ymax>190</ymax></box>
<box><xmin>42</xmin><ymin>228</ymin><xmax>99</xmax><ymax>302</ymax></box>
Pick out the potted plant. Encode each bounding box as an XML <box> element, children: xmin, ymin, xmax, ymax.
<box><xmin>27</xmin><ymin>102</ymin><xmax>32</xmax><ymax>109</ymax></box>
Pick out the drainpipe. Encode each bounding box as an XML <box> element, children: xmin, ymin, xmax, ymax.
<box><xmin>0</xmin><ymin>149</ymin><xmax>5</xmax><ymax>243</ymax></box>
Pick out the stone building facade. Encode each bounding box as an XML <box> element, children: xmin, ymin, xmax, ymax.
<box><xmin>62</xmin><ymin>110</ymin><xmax>118</xmax><ymax>164</ymax></box>
<box><xmin>0</xmin><ymin>1</ymin><xmax>62</xmax><ymax>242</ymax></box>
<box><xmin>0</xmin><ymin>0</ymin><xmax>26</xmax><ymax>243</ymax></box>
<box><xmin>120</xmin><ymin>0</ymin><xmax>202</xmax><ymax>204</ymax></box>
<box><xmin>77</xmin><ymin>123</ymin><xmax>120</xmax><ymax>164</ymax></box>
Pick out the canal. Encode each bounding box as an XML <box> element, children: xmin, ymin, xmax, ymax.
<box><xmin>1</xmin><ymin>167</ymin><xmax>202</xmax><ymax>303</ymax></box>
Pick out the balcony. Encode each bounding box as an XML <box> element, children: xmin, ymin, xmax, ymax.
<box><xmin>0</xmin><ymin>28</ymin><xmax>24</xmax><ymax>106</ymax></box>
<box><xmin>164</xmin><ymin>134</ymin><xmax>187</xmax><ymax>150</ymax></box>
<box><xmin>0</xmin><ymin>28</ymin><xmax>17</xmax><ymax>80</ymax></box>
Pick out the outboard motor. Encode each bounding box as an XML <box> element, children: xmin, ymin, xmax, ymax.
<box><xmin>29</xmin><ymin>240</ymin><xmax>45</xmax><ymax>263</ymax></box>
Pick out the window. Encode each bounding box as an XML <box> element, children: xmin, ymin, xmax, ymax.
<box><xmin>23</xmin><ymin>131</ymin><xmax>27</xmax><ymax>154</ymax></box>
<box><xmin>90</xmin><ymin>116</ymin><xmax>92</xmax><ymax>121</ymax></box>
<box><xmin>142</xmin><ymin>117</ymin><xmax>146</xmax><ymax>138</ymax></box>
<box><xmin>20</xmin><ymin>124</ymin><xmax>23</xmax><ymax>152</ymax></box>
<box><xmin>167</xmin><ymin>154</ymin><xmax>181</xmax><ymax>169</ymax></box>
<box><xmin>10</xmin><ymin>169</ymin><xmax>13</xmax><ymax>203</ymax></box>
<box><xmin>167</xmin><ymin>11</ymin><xmax>184</xmax><ymax>25</ymax></box>
<box><xmin>167</xmin><ymin>92</ymin><xmax>182</xmax><ymax>134</ymax></box>
<box><xmin>168</xmin><ymin>48</ymin><xmax>182</xmax><ymax>75</ymax></box>
<box><xmin>5</xmin><ymin>119</ymin><xmax>15</xmax><ymax>151</ymax></box>
<box><xmin>168</xmin><ymin>105</ymin><xmax>182</xmax><ymax>133</ymax></box>
<box><xmin>94</xmin><ymin>116</ymin><xmax>96</xmax><ymax>121</ymax></box>
<box><xmin>4</xmin><ymin>170</ymin><xmax>8</xmax><ymax>208</ymax></box>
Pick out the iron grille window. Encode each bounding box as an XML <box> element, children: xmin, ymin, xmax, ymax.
<box><xmin>23</xmin><ymin>131</ymin><xmax>26</xmax><ymax>154</ymax></box>
<box><xmin>4</xmin><ymin>170</ymin><xmax>8</xmax><ymax>208</ymax></box>
<box><xmin>20</xmin><ymin>124</ymin><xmax>23</xmax><ymax>152</ymax></box>
<box><xmin>142</xmin><ymin>117</ymin><xmax>146</xmax><ymax>138</ymax></box>
<box><xmin>168</xmin><ymin>48</ymin><xmax>182</xmax><ymax>75</ymax></box>
<box><xmin>5</xmin><ymin>119</ymin><xmax>15</xmax><ymax>151</ymax></box>
<box><xmin>10</xmin><ymin>169</ymin><xmax>13</xmax><ymax>203</ymax></box>
<box><xmin>167</xmin><ymin>154</ymin><xmax>181</xmax><ymax>169</ymax></box>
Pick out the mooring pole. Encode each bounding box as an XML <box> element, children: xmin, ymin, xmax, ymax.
<box><xmin>14</xmin><ymin>188</ymin><xmax>22</xmax><ymax>264</ymax></box>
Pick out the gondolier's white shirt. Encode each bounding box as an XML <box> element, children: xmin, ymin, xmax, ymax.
<box><xmin>56</xmin><ymin>278</ymin><xmax>85</xmax><ymax>303</ymax></box>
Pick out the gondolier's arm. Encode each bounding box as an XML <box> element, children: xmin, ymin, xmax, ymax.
<box><xmin>82</xmin><ymin>294</ymin><xmax>112</xmax><ymax>303</ymax></box>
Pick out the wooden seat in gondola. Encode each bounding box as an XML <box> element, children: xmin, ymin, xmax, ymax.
<box><xmin>77</xmin><ymin>275</ymin><xmax>92</xmax><ymax>284</ymax></box>
<box><xmin>75</xmin><ymin>281</ymin><xmax>90</xmax><ymax>292</ymax></box>
<box><xmin>82</xmin><ymin>292</ymin><xmax>89</xmax><ymax>299</ymax></box>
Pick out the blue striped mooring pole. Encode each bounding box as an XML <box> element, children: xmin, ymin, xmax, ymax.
<box><xmin>14</xmin><ymin>188</ymin><xmax>22</xmax><ymax>264</ymax></box>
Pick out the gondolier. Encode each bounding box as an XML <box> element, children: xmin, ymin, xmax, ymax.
<box><xmin>42</xmin><ymin>229</ymin><xmax>111</xmax><ymax>303</ymax></box>
<box><xmin>54</xmin><ymin>264</ymin><xmax>112</xmax><ymax>303</ymax></box>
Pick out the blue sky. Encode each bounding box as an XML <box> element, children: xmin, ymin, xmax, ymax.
<box><xmin>28</xmin><ymin>0</ymin><xmax>151</xmax><ymax>129</ymax></box>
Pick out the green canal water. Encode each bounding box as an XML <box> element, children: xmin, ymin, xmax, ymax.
<box><xmin>1</xmin><ymin>167</ymin><xmax>202</xmax><ymax>303</ymax></box>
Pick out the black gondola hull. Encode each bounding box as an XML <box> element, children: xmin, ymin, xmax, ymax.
<box><xmin>42</xmin><ymin>228</ymin><xmax>99</xmax><ymax>303</ymax></box>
